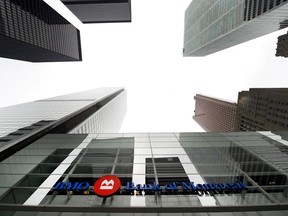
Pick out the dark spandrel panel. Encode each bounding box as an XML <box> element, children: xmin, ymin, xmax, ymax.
<box><xmin>0</xmin><ymin>164</ymin><xmax>36</xmax><ymax>174</ymax></box>
<box><xmin>15</xmin><ymin>174</ymin><xmax>49</xmax><ymax>187</ymax></box>
<box><xmin>67</xmin><ymin>176</ymin><xmax>132</xmax><ymax>187</ymax></box>
<box><xmin>117</xmin><ymin>156</ymin><xmax>133</xmax><ymax>163</ymax></box>
<box><xmin>30</xmin><ymin>163</ymin><xmax>72</xmax><ymax>175</ymax></box>
<box><xmin>114</xmin><ymin>165</ymin><xmax>133</xmax><ymax>174</ymax></box>
<box><xmin>183</xmin><ymin>147</ymin><xmax>220</xmax><ymax>155</ymax></box>
<box><xmin>86</xmin><ymin>148</ymin><xmax>118</xmax><ymax>154</ymax></box>
<box><xmin>85</xmin><ymin>152</ymin><xmax>117</xmax><ymax>157</ymax></box>
<box><xmin>203</xmin><ymin>176</ymin><xmax>242</xmax><ymax>185</ymax></box>
<box><xmin>154</xmin><ymin>163</ymin><xmax>189</xmax><ymax>174</ymax></box>
<box><xmin>51</xmin><ymin>149</ymin><xmax>74</xmax><ymax>156</ymax></box>
<box><xmin>30</xmin><ymin>164</ymin><xmax>59</xmax><ymax>174</ymax></box>
<box><xmin>248</xmin><ymin>174</ymin><xmax>287</xmax><ymax>187</ymax></box>
<box><xmin>73</xmin><ymin>164</ymin><xmax>112</xmax><ymax>174</ymax></box>
<box><xmin>157</xmin><ymin>177</ymin><xmax>190</xmax><ymax>186</ymax></box>
<box><xmin>80</xmin><ymin>156</ymin><xmax>116</xmax><ymax>164</ymax></box>
<box><xmin>41</xmin><ymin>155</ymin><xmax>67</xmax><ymax>164</ymax></box>
<box><xmin>119</xmin><ymin>148</ymin><xmax>133</xmax><ymax>155</ymax></box>
<box><xmin>184</xmin><ymin>154</ymin><xmax>229</xmax><ymax>165</ymax></box>
<box><xmin>145</xmin><ymin>175</ymin><xmax>157</xmax><ymax>185</ymax></box>
<box><xmin>0</xmin><ymin>188</ymin><xmax>36</xmax><ymax>204</ymax></box>
<box><xmin>239</xmin><ymin>162</ymin><xmax>276</xmax><ymax>173</ymax></box>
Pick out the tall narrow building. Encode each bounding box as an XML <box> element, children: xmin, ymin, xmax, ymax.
<box><xmin>0</xmin><ymin>87</ymin><xmax>127</xmax><ymax>160</ymax></box>
<box><xmin>193</xmin><ymin>94</ymin><xmax>237</xmax><ymax>132</ymax></box>
<box><xmin>0</xmin><ymin>0</ymin><xmax>82</xmax><ymax>62</ymax></box>
<box><xmin>235</xmin><ymin>88</ymin><xmax>288</xmax><ymax>131</ymax></box>
<box><xmin>183</xmin><ymin>0</ymin><xmax>288</xmax><ymax>56</ymax></box>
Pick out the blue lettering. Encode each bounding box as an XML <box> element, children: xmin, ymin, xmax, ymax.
<box><xmin>182</xmin><ymin>182</ymin><xmax>191</xmax><ymax>191</ymax></box>
<box><xmin>165</xmin><ymin>184</ymin><xmax>173</xmax><ymax>191</ymax></box>
<box><xmin>218</xmin><ymin>183</ymin><xmax>226</xmax><ymax>190</ymax></box>
<box><xmin>212</xmin><ymin>183</ymin><xmax>220</xmax><ymax>191</ymax></box>
<box><xmin>225</xmin><ymin>183</ymin><xmax>231</xmax><ymax>190</ymax></box>
<box><xmin>71</xmin><ymin>182</ymin><xmax>78</xmax><ymax>190</ymax></box>
<box><xmin>203</xmin><ymin>184</ymin><xmax>215</xmax><ymax>191</ymax></box>
<box><xmin>196</xmin><ymin>184</ymin><xmax>205</xmax><ymax>191</ymax></box>
<box><xmin>172</xmin><ymin>182</ymin><xmax>178</xmax><ymax>191</ymax></box>
<box><xmin>53</xmin><ymin>182</ymin><xmax>90</xmax><ymax>191</ymax></box>
<box><xmin>135</xmin><ymin>184</ymin><xmax>143</xmax><ymax>191</ymax></box>
<box><xmin>54</xmin><ymin>182</ymin><xmax>64</xmax><ymax>190</ymax></box>
<box><xmin>237</xmin><ymin>182</ymin><xmax>247</xmax><ymax>190</ymax></box>
<box><xmin>77</xmin><ymin>182</ymin><xmax>90</xmax><ymax>190</ymax></box>
<box><xmin>153</xmin><ymin>182</ymin><xmax>162</xmax><ymax>191</ymax></box>
<box><xmin>125</xmin><ymin>182</ymin><xmax>135</xmax><ymax>191</ymax></box>
<box><xmin>190</xmin><ymin>182</ymin><xmax>197</xmax><ymax>191</ymax></box>
<box><xmin>142</xmin><ymin>184</ymin><xmax>153</xmax><ymax>191</ymax></box>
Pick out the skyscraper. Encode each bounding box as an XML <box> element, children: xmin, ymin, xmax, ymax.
<box><xmin>183</xmin><ymin>0</ymin><xmax>288</xmax><ymax>56</ymax></box>
<box><xmin>193</xmin><ymin>94</ymin><xmax>237</xmax><ymax>132</ymax></box>
<box><xmin>61</xmin><ymin>0</ymin><xmax>132</xmax><ymax>23</ymax></box>
<box><xmin>235</xmin><ymin>88</ymin><xmax>288</xmax><ymax>131</ymax></box>
<box><xmin>0</xmin><ymin>87</ymin><xmax>127</xmax><ymax>160</ymax></box>
<box><xmin>0</xmin><ymin>0</ymin><xmax>82</xmax><ymax>62</ymax></box>
<box><xmin>276</xmin><ymin>31</ymin><xmax>288</xmax><ymax>57</ymax></box>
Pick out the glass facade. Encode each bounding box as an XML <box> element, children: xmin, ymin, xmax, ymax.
<box><xmin>0</xmin><ymin>88</ymin><xmax>127</xmax><ymax>156</ymax></box>
<box><xmin>0</xmin><ymin>0</ymin><xmax>82</xmax><ymax>62</ymax></box>
<box><xmin>1</xmin><ymin>131</ymin><xmax>288</xmax><ymax>215</ymax></box>
<box><xmin>183</xmin><ymin>0</ymin><xmax>288</xmax><ymax>56</ymax></box>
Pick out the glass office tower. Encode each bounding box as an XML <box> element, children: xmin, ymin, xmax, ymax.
<box><xmin>0</xmin><ymin>131</ymin><xmax>288</xmax><ymax>215</ymax></box>
<box><xmin>183</xmin><ymin>0</ymin><xmax>288</xmax><ymax>56</ymax></box>
<box><xmin>0</xmin><ymin>0</ymin><xmax>82</xmax><ymax>62</ymax></box>
<box><xmin>0</xmin><ymin>87</ymin><xmax>127</xmax><ymax>160</ymax></box>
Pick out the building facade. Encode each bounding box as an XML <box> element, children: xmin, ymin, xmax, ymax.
<box><xmin>183</xmin><ymin>0</ymin><xmax>288</xmax><ymax>56</ymax></box>
<box><xmin>193</xmin><ymin>94</ymin><xmax>237</xmax><ymax>132</ymax></box>
<box><xmin>0</xmin><ymin>131</ymin><xmax>288</xmax><ymax>215</ymax></box>
<box><xmin>235</xmin><ymin>88</ymin><xmax>288</xmax><ymax>131</ymax></box>
<box><xmin>276</xmin><ymin>31</ymin><xmax>288</xmax><ymax>57</ymax></box>
<box><xmin>0</xmin><ymin>87</ymin><xmax>127</xmax><ymax>160</ymax></box>
<box><xmin>0</xmin><ymin>0</ymin><xmax>82</xmax><ymax>62</ymax></box>
<box><xmin>61</xmin><ymin>0</ymin><xmax>132</xmax><ymax>23</ymax></box>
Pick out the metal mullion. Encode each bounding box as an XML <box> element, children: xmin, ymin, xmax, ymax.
<box><xmin>44</xmin><ymin>147</ymin><xmax>88</xmax><ymax>205</ymax></box>
<box><xmin>111</xmin><ymin>148</ymin><xmax>120</xmax><ymax>174</ymax></box>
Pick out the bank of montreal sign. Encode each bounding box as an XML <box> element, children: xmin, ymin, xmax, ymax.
<box><xmin>53</xmin><ymin>175</ymin><xmax>247</xmax><ymax>198</ymax></box>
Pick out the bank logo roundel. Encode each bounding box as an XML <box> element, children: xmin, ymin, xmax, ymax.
<box><xmin>94</xmin><ymin>175</ymin><xmax>121</xmax><ymax>197</ymax></box>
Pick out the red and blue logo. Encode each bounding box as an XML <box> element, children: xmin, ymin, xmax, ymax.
<box><xmin>93</xmin><ymin>175</ymin><xmax>121</xmax><ymax>197</ymax></box>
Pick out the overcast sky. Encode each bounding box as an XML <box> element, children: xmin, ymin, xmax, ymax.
<box><xmin>0</xmin><ymin>0</ymin><xmax>288</xmax><ymax>133</ymax></box>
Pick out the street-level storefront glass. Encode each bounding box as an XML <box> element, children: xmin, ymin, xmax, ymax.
<box><xmin>0</xmin><ymin>132</ymin><xmax>288</xmax><ymax>215</ymax></box>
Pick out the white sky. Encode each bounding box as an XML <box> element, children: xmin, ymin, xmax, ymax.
<box><xmin>0</xmin><ymin>0</ymin><xmax>288</xmax><ymax>133</ymax></box>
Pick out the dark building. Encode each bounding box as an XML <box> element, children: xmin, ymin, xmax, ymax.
<box><xmin>193</xmin><ymin>94</ymin><xmax>237</xmax><ymax>132</ymax></box>
<box><xmin>61</xmin><ymin>0</ymin><xmax>132</xmax><ymax>23</ymax></box>
<box><xmin>235</xmin><ymin>88</ymin><xmax>288</xmax><ymax>131</ymax></box>
<box><xmin>0</xmin><ymin>0</ymin><xmax>82</xmax><ymax>62</ymax></box>
<box><xmin>276</xmin><ymin>31</ymin><xmax>288</xmax><ymax>57</ymax></box>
